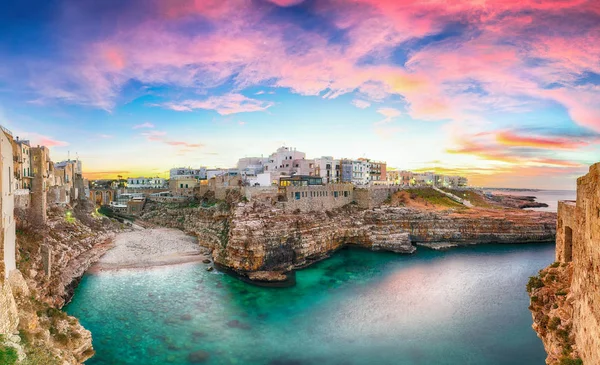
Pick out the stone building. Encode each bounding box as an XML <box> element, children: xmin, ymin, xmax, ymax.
<box><xmin>14</xmin><ymin>137</ymin><xmax>33</xmax><ymax>190</ymax></box>
<box><xmin>0</xmin><ymin>126</ymin><xmax>16</xmax><ymax>279</ymax></box>
<box><xmin>30</xmin><ymin>146</ymin><xmax>52</xmax><ymax>225</ymax></box>
<box><xmin>555</xmin><ymin>162</ymin><xmax>600</xmax><ymax>365</ymax></box>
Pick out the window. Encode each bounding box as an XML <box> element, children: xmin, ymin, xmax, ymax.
<box><xmin>295</xmin><ymin>192</ymin><xmax>301</xmax><ymax>200</ymax></box>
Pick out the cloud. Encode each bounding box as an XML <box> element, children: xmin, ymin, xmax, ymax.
<box><xmin>352</xmin><ymin>99</ymin><xmax>371</xmax><ymax>109</ymax></box>
<box><xmin>161</xmin><ymin>93</ymin><xmax>274</xmax><ymax>115</ymax></box>
<box><xmin>6</xmin><ymin>0</ymin><xmax>600</xmax><ymax>135</ymax></box>
<box><xmin>97</xmin><ymin>134</ymin><xmax>114</xmax><ymax>139</ymax></box>
<box><xmin>495</xmin><ymin>131</ymin><xmax>596</xmax><ymax>150</ymax></box>
<box><xmin>375</xmin><ymin>107</ymin><xmax>401</xmax><ymax>125</ymax></box>
<box><xmin>21</xmin><ymin>133</ymin><xmax>69</xmax><ymax>148</ymax></box>
<box><xmin>140</xmin><ymin>130</ymin><xmax>203</xmax><ymax>149</ymax></box>
<box><xmin>266</xmin><ymin>0</ymin><xmax>305</xmax><ymax>7</ymax></box>
<box><xmin>133</xmin><ymin>122</ymin><xmax>155</xmax><ymax>129</ymax></box>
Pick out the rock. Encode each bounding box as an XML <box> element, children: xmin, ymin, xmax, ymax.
<box><xmin>202</xmin><ymin>259</ymin><xmax>211</xmax><ymax>264</ymax></box>
<box><xmin>206</xmin><ymin>266</ymin><xmax>214</xmax><ymax>272</ymax></box>
<box><xmin>226</xmin><ymin>319</ymin><xmax>251</xmax><ymax>330</ymax></box>
<box><xmin>188</xmin><ymin>350</ymin><xmax>210</xmax><ymax>363</ymax></box>
<box><xmin>180</xmin><ymin>314</ymin><xmax>193</xmax><ymax>321</ymax></box>
<box><xmin>247</xmin><ymin>271</ymin><xmax>288</xmax><ymax>282</ymax></box>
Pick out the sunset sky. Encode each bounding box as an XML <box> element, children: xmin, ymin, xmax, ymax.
<box><xmin>1</xmin><ymin>0</ymin><xmax>599</xmax><ymax>189</ymax></box>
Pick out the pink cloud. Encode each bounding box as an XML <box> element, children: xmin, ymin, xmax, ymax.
<box><xmin>22</xmin><ymin>133</ymin><xmax>69</xmax><ymax>148</ymax></box>
<box><xmin>26</xmin><ymin>0</ymin><xmax>600</xmax><ymax>134</ymax></box>
<box><xmin>266</xmin><ymin>0</ymin><xmax>305</xmax><ymax>6</ymax></box>
<box><xmin>140</xmin><ymin>130</ymin><xmax>202</xmax><ymax>149</ymax></box>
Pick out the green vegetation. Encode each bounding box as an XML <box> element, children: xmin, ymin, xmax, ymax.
<box><xmin>556</xmin><ymin>289</ymin><xmax>568</xmax><ymax>296</ymax></box>
<box><xmin>0</xmin><ymin>336</ymin><xmax>18</xmax><ymax>365</ymax></box>
<box><xmin>405</xmin><ymin>188</ymin><xmax>465</xmax><ymax>209</ymax></box>
<box><xmin>548</xmin><ymin>317</ymin><xmax>561</xmax><ymax>331</ymax></box>
<box><xmin>527</xmin><ymin>276</ymin><xmax>545</xmax><ymax>293</ymax></box>
<box><xmin>559</xmin><ymin>357</ymin><xmax>583</xmax><ymax>365</ymax></box>
<box><xmin>550</xmin><ymin>262</ymin><xmax>561</xmax><ymax>268</ymax></box>
<box><xmin>440</xmin><ymin>188</ymin><xmax>494</xmax><ymax>208</ymax></box>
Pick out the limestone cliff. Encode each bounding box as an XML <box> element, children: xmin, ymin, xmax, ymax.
<box><xmin>0</xmin><ymin>201</ymin><xmax>119</xmax><ymax>364</ymax></box>
<box><xmin>529</xmin><ymin>162</ymin><xmax>600</xmax><ymax>365</ymax></box>
<box><xmin>141</xmin><ymin>197</ymin><xmax>556</xmax><ymax>283</ymax></box>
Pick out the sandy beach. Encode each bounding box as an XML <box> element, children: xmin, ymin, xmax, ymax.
<box><xmin>92</xmin><ymin>228</ymin><xmax>209</xmax><ymax>271</ymax></box>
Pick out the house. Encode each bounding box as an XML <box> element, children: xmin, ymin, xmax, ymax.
<box><xmin>0</xmin><ymin>125</ymin><xmax>16</xmax><ymax>278</ymax></box>
<box><xmin>126</xmin><ymin>177</ymin><xmax>167</xmax><ymax>189</ymax></box>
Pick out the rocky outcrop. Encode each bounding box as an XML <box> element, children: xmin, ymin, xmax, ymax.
<box><xmin>527</xmin><ymin>263</ymin><xmax>581</xmax><ymax>365</ymax></box>
<box><xmin>142</xmin><ymin>199</ymin><xmax>556</xmax><ymax>283</ymax></box>
<box><xmin>529</xmin><ymin>162</ymin><xmax>600</xmax><ymax>365</ymax></box>
<box><xmin>3</xmin><ymin>200</ymin><xmax>120</xmax><ymax>364</ymax></box>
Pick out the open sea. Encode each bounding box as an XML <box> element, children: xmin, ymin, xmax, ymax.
<box><xmin>65</xmin><ymin>243</ymin><xmax>555</xmax><ymax>365</ymax></box>
<box><xmin>486</xmin><ymin>189</ymin><xmax>576</xmax><ymax>213</ymax></box>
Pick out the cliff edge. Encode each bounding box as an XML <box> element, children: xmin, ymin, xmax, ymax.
<box><xmin>528</xmin><ymin>162</ymin><xmax>600</xmax><ymax>365</ymax></box>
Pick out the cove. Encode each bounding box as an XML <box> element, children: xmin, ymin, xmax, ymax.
<box><xmin>65</xmin><ymin>243</ymin><xmax>553</xmax><ymax>365</ymax></box>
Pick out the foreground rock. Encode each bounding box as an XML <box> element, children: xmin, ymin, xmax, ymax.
<box><xmin>528</xmin><ymin>162</ymin><xmax>600</xmax><ymax>365</ymax></box>
<box><xmin>0</xmin><ymin>201</ymin><xmax>120</xmax><ymax>364</ymax></box>
<box><xmin>141</xmin><ymin>196</ymin><xmax>555</xmax><ymax>284</ymax></box>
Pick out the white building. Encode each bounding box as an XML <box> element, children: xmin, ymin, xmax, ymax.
<box><xmin>264</xmin><ymin>146</ymin><xmax>307</xmax><ymax>177</ymax></box>
<box><xmin>351</xmin><ymin>160</ymin><xmax>370</xmax><ymax>185</ymax></box>
<box><xmin>314</xmin><ymin>157</ymin><xmax>340</xmax><ymax>184</ymax></box>
<box><xmin>206</xmin><ymin>168</ymin><xmax>239</xmax><ymax>180</ymax></box>
<box><xmin>170</xmin><ymin>167</ymin><xmax>207</xmax><ymax>180</ymax></box>
<box><xmin>127</xmin><ymin>177</ymin><xmax>167</xmax><ymax>189</ymax></box>
<box><xmin>1</xmin><ymin>126</ymin><xmax>16</xmax><ymax>278</ymax></box>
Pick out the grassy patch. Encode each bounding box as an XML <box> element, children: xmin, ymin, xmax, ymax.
<box><xmin>527</xmin><ymin>276</ymin><xmax>545</xmax><ymax>293</ymax></box>
<box><xmin>0</xmin><ymin>343</ymin><xmax>18</xmax><ymax>365</ymax></box>
<box><xmin>405</xmin><ymin>188</ymin><xmax>465</xmax><ymax>209</ymax></box>
<box><xmin>440</xmin><ymin>188</ymin><xmax>495</xmax><ymax>208</ymax></box>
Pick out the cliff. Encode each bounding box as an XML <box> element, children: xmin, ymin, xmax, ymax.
<box><xmin>0</xmin><ymin>201</ymin><xmax>118</xmax><ymax>364</ymax></box>
<box><xmin>141</xmin><ymin>192</ymin><xmax>556</xmax><ymax>283</ymax></box>
<box><xmin>528</xmin><ymin>162</ymin><xmax>600</xmax><ymax>365</ymax></box>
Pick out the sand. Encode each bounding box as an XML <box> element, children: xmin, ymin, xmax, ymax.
<box><xmin>92</xmin><ymin>227</ymin><xmax>209</xmax><ymax>271</ymax></box>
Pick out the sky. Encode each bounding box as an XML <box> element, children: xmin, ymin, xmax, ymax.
<box><xmin>1</xmin><ymin>0</ymin><xmax>599</xmax><ymax>189</ymax></box>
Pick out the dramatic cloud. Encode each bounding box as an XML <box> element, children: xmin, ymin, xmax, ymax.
<box><xmin>495</xmin><ymin>131</ymin><xmax>596</xmax><ymax>150</ymax></box>
<box><xmin>161</xmin><ymin>93</ymin><xmax>274</xmax><ymax>115</ymax></box>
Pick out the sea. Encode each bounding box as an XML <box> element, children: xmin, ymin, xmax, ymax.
<box><xmin>65</xmin><ymin>243</ymin><xmax>555</xmax><ymax>365</ymax></box>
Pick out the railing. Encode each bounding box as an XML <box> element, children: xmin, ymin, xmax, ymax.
<box><xmin>0</xmin><ymin>125</ymin><xmax>13</xmax><ymax>137</ymax></box>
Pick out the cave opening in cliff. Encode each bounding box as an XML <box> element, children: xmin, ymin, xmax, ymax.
<box><xmin>564</xmin><ymin>226</ymin><xmax>573</xmax><ymax>262</ymax></box>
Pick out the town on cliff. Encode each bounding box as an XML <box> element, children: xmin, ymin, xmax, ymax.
<box><xmin>0</xmin><ymin>125</ymin><xmax>597</xmax><ymax>365</ymax></box>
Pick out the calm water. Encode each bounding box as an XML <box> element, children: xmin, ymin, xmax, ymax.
<box><xmin>66</xmin><ymin>244</ymin><xmax>554</xmax><ymax>365</ymax></box>
<box><xmin>487</xmin><ymin>189</ymin><xmax>576</xmax><ymax>213</ymax></box>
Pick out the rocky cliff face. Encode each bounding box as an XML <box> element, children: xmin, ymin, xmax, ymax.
<box><xmin>529</xmin><ymin>162</ymin><xmax>600</xmax><ymax>365</ymax></box>
<box><xmin>0</xmin><ymin>201</ymin><xmax>119</xmax><ymax>364</ymax></box>
<box><xmin>527</xmin><ymin>263</ymin><xmax>582</xmax><ymax>365</ymax></box>
<box><xmin>141</xmin><ymin>200</ymin><xmax>556</xmax><ymax>283</ymax></box>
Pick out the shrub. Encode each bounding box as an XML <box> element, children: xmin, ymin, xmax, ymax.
<box><xmin>550</xmin><ymin>262</ymin><xmax>560</xmax><ymax>268</ymax></box>
<box><xmin>0</xmin><ymin>345</ymin><xmax>18</xmax><ymax>365</ymax></box>
<box><xmin>556</xmin><ymin>289</ymin><xmax>568</xmax><ymax>296</ymax></box>
<box><xmin>559</xmin><ymin>358</ymin><xmax>583</xmax><ymax>365</ymax></box>
<box><xmin>548</xmin><ymin>317</ymin><xmax>561</xmax><ymax>331</ymax></box>
<box><xmin>527</xmin><ymin>276</ymin><xmax>545</xmax><ymax>293</ymax></box>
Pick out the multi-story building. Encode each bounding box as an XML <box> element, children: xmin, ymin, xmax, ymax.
<box><xmin>314</xmin><ymin>157</ymin><xmax>340</xmax><ymax>184</ymax></box>
<box><xmin>14</xmin><ymin>137</ymin><xmax>33</xmax><ymax>190</ymax></box>
<box><xmin>170</xmin><ymin>167</ymin><xmax>207</xmax><ymax>180</ymax></box>
<box><xmin>264</xmin><ymin>146</ymin><xmax>306</xmax><ymax>176</ymax></box>
<box><xmin>340</xmin><ymin>159</ymin><xmax>353</xmax><ymax>183</ymax></box>
<box><xmin>1</xmin><ymin>125</ymin><xmax>16</xmax><ymax>278</ymax></box>
<box><xmin>126</xmin><ymin>177</ymin><xmax>167</xmax><ymax>189</ymax></box>
<box><xmin>30</xmin><ymin>146</ymin><xmax>52</xmax><ymax>224</ymax></box>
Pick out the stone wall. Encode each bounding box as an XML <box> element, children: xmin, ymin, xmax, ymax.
<box><xmin>571</xmin><ymin>163</ymin><xmax>600</xmax><ymax>365</ymax></box>
<box><xmin>536</xmin><ymin>162</ymin><xmax>600</xmax><ymax>365</ymax></box>
<box><xmin>280</xmin><ymin>184</ymin><xmax>353</xmax><ymax>212</ymax></box>
<box><xmin>355</xmin><ymin>186</ymin><xmax>405</xmax><ymax>209</ymax></box>
<box><xmin>0</xmin><ymin>280</ymin><xmax>19</xmax><ymax>334</ymax></box>
<box><xmin>15</xmin><ymin>190</ymin><xmax>31</xmax><ymax>209</ymax></box>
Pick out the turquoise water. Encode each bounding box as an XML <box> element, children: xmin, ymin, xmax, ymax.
<box><xmin>65</xmin><ymin>243</ymin><xmax>553</xmax><ymax>365</ymax></box>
